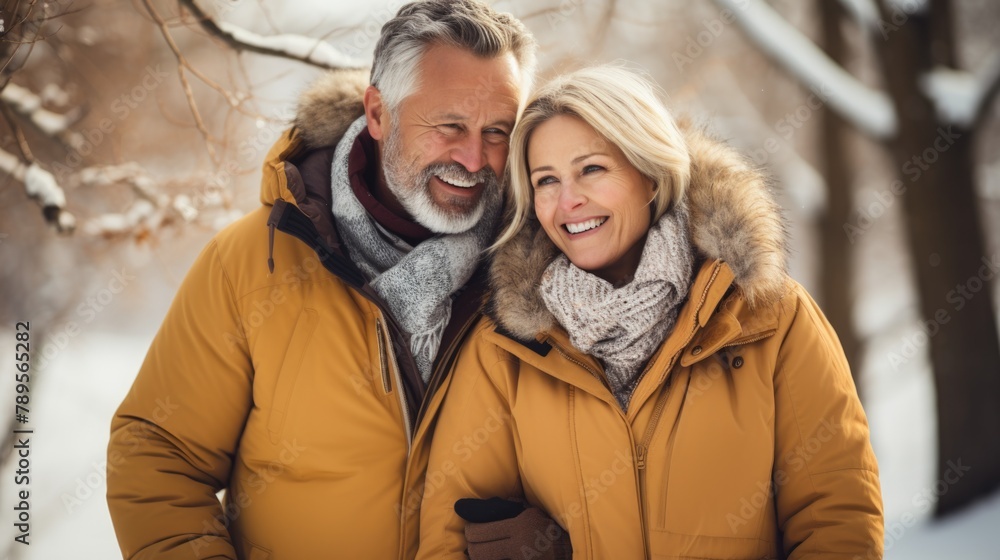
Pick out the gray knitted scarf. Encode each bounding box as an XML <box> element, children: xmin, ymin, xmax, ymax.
<box><xmin>331</xmin><ymin>117</ymin><xmax>500</xmax><ymax>381</ymax></box>
<box><xmin>539</xmin><ymin>204</ymin><xmax>695</xmax><ymax>409</ymax></box>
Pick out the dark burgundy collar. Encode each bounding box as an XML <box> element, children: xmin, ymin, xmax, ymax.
<box><xmin>348</xmin><ymin>127</ymin><xmax>434</xmax><ymax>246</ymax></box>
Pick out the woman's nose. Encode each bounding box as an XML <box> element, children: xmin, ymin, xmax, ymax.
<box><xmin>558</xmin><ymin>179</ymin><xmax>587</xmax><ymax>211</ymax></box>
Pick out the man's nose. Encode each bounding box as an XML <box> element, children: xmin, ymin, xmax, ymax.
<box><xmin>450</xmin><ymin>134</ymin><xmax>486</xmax><ymax>173</ymax></box>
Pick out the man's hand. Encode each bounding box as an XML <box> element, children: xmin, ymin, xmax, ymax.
<box><xmin>455</xmin><ymin>498</ymin><xmax>572</xmax><ymax>560</ymax></box>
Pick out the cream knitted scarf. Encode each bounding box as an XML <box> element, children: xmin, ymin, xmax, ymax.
<box><xmin>539</xmin><ymin>204</ymin><xmax>695</xmax><ymax>409</ymax></box>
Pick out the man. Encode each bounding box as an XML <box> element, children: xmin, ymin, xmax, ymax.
<box><xmin>106</xmin><ymin>1</ymin><xmax>538</xmax><ymax>558</ymax></box>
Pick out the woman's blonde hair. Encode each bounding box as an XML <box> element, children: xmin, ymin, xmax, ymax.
<box><xmin>494</xmin><ymin>64</ymin><xmax>691</xmax><ymax>249</ymax></box>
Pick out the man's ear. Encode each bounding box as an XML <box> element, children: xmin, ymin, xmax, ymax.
<box><xmin>364</xmin><ymin>85</ymin><xmax>387</xmax><ymax>141</ymax></box>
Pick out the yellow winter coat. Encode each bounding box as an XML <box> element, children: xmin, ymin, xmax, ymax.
<box><xmin>106</xmin><ymin>71</ymin><xmax>478</xmax><ymax>559</ymax></box>
<box><xmin>416</xmin><ymin>129</ymin><xmax>884</xmax><ymax>559</ymax></box>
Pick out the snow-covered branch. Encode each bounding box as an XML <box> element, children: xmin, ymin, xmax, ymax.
<box><xmin>178</xmin><ymin>0</ymin><xmax>367</xmax><ymax>70</ymax></box>
<box><xmin>0</xmin><ymin>148</ymin><xmax>76</xmax><ymax>233</ymax></box>
<box><xmin>74</xmin><ymin>163</ymin><xmax>240</xmax><ymax>238</ymax></box>
<box><xmin>1</xmin><ymin>83</ymin><xmax>86</xmax><ymax>149</ymax></box>
<box><xmin>711</xmin><ymin>0</ymin><xmax>898</xmax><ymax>140</ymax></box>
<box><xmin>920</xmin><ymin>54</ymin><xmax>1000</xmax><ymax>128</ymax></box>
<box><xmin>837</xmin><ymin>0</ymin><xmax>880</xmax><ymax>31</ymax></box>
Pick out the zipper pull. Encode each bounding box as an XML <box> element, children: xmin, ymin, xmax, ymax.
<box><xmin>266</xmin><ymin>200</ymin><xmax>284</xmax><ymax>274</ymax></box>
<box><xmin>636</xmin><ymin>444</ymin><xmax>647</xmax><ymax>470</ymax></box>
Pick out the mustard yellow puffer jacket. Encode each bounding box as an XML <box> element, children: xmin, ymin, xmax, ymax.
<box><xmin>106</xmin><ymin>70</ymin><xmax>478</xmax><ymax>560</ymax></box>
<box><xmin>416</xmin><ymin>129</ymin><xmax>883</xmax><ymax>560</ymax></box>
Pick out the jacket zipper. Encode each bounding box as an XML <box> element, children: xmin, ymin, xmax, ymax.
<box><xmin>551</xmin><ymin>342</ymin><xmax>650</xmax><ymax>559</ymax></box>
<box><xmin>413</xmin><ymin>306</ymin><xmax>482</xmax><ymax>427</ymax></box>
<box><xmin>635</xmin><ymin>359</ymin><xmax>675</xmax><ymax>558</ymax></box>
<box><xmin>719</xmin><ymin>331</ymin><xmax>775</xmax><ymax>350</ymax></box>
<box><xmin>376</xmin><ymin>311</ymin><xmax>412</xmax><ymax>453</ymax></box>
<box><xmin>394</xmin><ymin>306</ymin><xmax>481</xmax><ymax>560</ymax></box>
<box><xmin>553</xmin><ymin>344</ymin><xmax>612</xmax><ymax>392</ymax></box>
<box><xmin>374</xmin><ymin>318</ymin><xmax>393</xmax><ymax>394</ymax></box>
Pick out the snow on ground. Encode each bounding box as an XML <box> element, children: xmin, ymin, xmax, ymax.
<box><xmin>1</xmin><ymin>331</ymin><xmax>150</xmax><ymax>560</ymax></box>
<box><xmin>1</xmin><ymin>321</ymin><xmax>999</xmax><ymax>558</ymax></box>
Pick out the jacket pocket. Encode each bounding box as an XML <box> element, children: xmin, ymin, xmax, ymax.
<box><xmin>239</xmin><ymin>536</ymin><xmax>272</xmax><ymax>560</ymax></box>
<box><xmin>267</xmin><ymin>308</ymin><xmax>319</xmax><ymax>444</ymax></box>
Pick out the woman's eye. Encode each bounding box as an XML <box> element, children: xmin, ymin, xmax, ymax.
<box><xmin>534</xmin><ymin>176</ymin><xmax>556</xmax><ymax>188</ymax></box>
<box><xmin>582</xmin><ymin>164</ymin><xmax>604</xmax><ymax>174</ymax></box>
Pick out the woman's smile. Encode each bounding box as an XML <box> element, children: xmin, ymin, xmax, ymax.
<box><xmin>529</xmin><ymin>114</ymin><xmax>655</xmax><ymax>284</ymax></box>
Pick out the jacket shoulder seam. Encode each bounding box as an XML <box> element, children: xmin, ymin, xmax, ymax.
<box><xmin>209</xmin><ymin>239</ymin><xmax>247</xmax><ymax>345</ymax></box>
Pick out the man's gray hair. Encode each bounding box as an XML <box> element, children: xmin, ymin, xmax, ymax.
<box><xmin>370</xmin><ymin>0</ymin><xmax>537</xmax><ymax>111</ymax></box>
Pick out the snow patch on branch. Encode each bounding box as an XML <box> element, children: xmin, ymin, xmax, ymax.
<box><xmin>920</xmin><ymin>67</ymin><xmax>979</xmax><ymax>127</ymax></box>
<box><xmin>82</xmin><ymin>200</ymin><xmax>158</xmax><ymax>237</ymax></box>
<box><xmin>0</xmin><ymin>148</ymin><xmax>76</xmax><ymax>232</ymax></box>
<box><xmin>884</xmin><ymin>0</ymin><xmax>928</xmax><ymax>15</ymax></box>
<box><xmin>76</xmin><ymin>163</ymin><xmax>238</xmax><ymax>238</ymax></box>
<box><xmin>2</xmin><ymin>83</ymin><xmax>82</xmax><ymax>137</ymax></box>
<box><xmin>25</xmin><ymin>163</ymin><xmax>66</xmax><ymax>208</ymax></box>
<box><xmin>921</xmin><ymin>55</ymin><xmax>1000</xmax><ymax>127</ymax></box>
<box><xmin>215</xmin><ymin>21</ymin><xmax>365</xmax><ymax>69</ymax></box>
<box><xmin>712</xmin><ymin>0</ymin><xmax>898</xmax><ymax>140</ymax></box>
<box><xmin>838</xmin><ymin>0</ymin><xmax>880</xmax><ymax>30</ymax></box>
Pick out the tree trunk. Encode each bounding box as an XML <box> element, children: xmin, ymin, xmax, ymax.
<box><xmin>816</xmin><ymin>1</ymin><xmax>862</xmax><ymax>384</ymax></box>
<box><xmin>874</xmin><ymin>0</ymin><xmax>1000</xmax><ymax>516</ymax></box>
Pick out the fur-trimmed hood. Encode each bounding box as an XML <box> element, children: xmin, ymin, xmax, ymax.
<box><xmin>490</xmin><ymin>124</ymin><xmax>790</xmax><ymax>340</ymax></box>
<box><xmin>293</xmin><ymin>69</ymin><xmax>369</xmax><ymax>149</ymax></box>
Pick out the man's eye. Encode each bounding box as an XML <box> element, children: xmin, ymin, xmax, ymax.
<box><xmin>439</xmin><ymin>124</ymin><xmax>462</xmax><ymax>133</ymax></box>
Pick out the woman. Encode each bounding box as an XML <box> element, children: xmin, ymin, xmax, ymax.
<box><xmin>415</xmin><ymin>66</ymin><xmax>883</xmax><ymax>560</ymax></box>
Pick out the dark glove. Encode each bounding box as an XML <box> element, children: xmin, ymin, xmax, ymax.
<box><xmin>455</xmin><ymin>497</ymin><xmax>572</xmax><ymax>560</ymax></box>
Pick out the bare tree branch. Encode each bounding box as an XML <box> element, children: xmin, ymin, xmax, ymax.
<box><xmin>710</xmin><ymin>0</ymin><xmax>898</xmax><ymax>140</ymax></box>
<box><xmin>142</xmin><ymin>0</ymin><xmax>219</xmax><ymax>162</ymax></box>
<box><xmin>177</xmin><ymin>0</ymin><xmax>366</xmax><ymax>70</ymax></box>
<box><xmin>0</xmin><ymin>99</ymin><xmax>36</xmax><ymax>163</ymax></box>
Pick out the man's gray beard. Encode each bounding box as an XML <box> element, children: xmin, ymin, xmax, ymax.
<box><xmin>382</xmin><ymin>125</ymin><xmax>500</xmax><ymax>234</ymax></box>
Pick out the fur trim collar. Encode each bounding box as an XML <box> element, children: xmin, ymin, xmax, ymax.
<box><xmin>490</xmin><ymin>124</ymin><xmax>790</xmax><ymax>340</ymax></box>
<box><xmin>293</xmin><ymin>69</ymin><xmax>369</xmax><ymax>148</ymax></box>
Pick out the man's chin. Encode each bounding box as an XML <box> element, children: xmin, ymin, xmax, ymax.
<box><xmin>413</xmin><ymin>203</ymin><xmax>483</xmax><ymax>234</ymax></box>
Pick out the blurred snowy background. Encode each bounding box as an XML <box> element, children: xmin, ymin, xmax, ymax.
<box><xmin>1</xmin><ymin>0</ymin><xmax>999</xmax><ymax>558</ymax></box>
